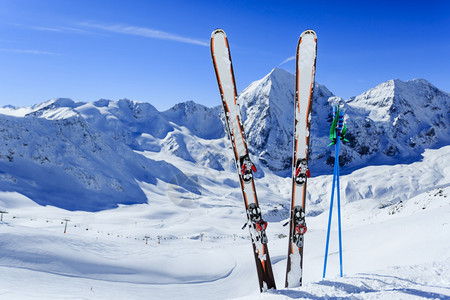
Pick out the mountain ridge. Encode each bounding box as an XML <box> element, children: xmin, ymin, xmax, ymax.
<box><xmin>0</xmin><ymin>69</ymin><xmax>449</xmax><ymax>210</ymax></box>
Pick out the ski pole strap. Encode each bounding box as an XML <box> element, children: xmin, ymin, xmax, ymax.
<box><xmin>329</xmin><ymin>113</ymin><xmax>338</xmax><ymax>141</ymax></box>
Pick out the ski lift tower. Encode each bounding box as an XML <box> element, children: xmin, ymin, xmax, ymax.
<box><xmin>0</xmin><ymin>210</ymin><xmax>8</xmax><ymax>221</ymax></box>
<box><xmin>63</xmin><ymin>218</ymin><xmax>70</xmax><ymax>233</ymax></box>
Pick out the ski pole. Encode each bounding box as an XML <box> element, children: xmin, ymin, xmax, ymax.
<box><xmin>335</xmin><ymin>138</ymin><xmax>343</xmax><ymax>277</ymax></box>
<box><xmin>323</xmin><ymin>142</ymin><xmax>339</xmax><ymax>278</ymax></box>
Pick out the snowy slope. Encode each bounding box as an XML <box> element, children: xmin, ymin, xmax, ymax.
<box><xmin>0</xmin><ymin>146</ymin><xmax>449</xmax><ymax>299</ymax></box>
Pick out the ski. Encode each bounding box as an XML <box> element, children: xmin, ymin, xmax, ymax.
<box><xmin>285</xmin><ymin>29</ymin><xmax>317</xmax><ymax>288</ymax></box>
<box><xmin>210</xmin><ymin>28</ymin><xmax>276</xmax><ymax>292</ymax></box>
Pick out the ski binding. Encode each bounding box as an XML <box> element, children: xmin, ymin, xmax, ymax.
<box><xmin>247</xmin><ymin>203</ymin><xmax>268</xmax><ymax>244</ymax></box>
<box><xmin>294</xmin><ymin>158</ymin><xmax>310</xmax><ymax>185</ymax></box>
<box><xmin>240</xmin><ymin>154</ymin><xmax>257</xmax><ymax>182</ymax></box>
<box><xmin>292</xmin><ymin>205</ymin><xmax>307</xmax><ymax>248</ymax></box>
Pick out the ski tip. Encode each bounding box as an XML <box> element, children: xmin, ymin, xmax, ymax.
<box><xmin>211</xmin><ymin>28</ymin><xmax>226</xmax><ymax>38</ymax></box>
<box><xmin>301</xmin><ymin>29</ymin><xmax>317</xmax><ymax>38</ymax></box>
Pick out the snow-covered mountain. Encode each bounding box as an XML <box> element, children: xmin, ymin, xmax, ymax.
<box><xmin>239</xmin><ymin>68</ymin><xmax>334</xmax><ymax>172</ymax></box>
<box><xmin>0</xmin><ymin>69</ymin><xmax>449</xmax><ymax>211</ymax></box>
<box><xmin>0</xmin><ymin>99</ymin><xmax>202</xmax><ymax>211</ymax></box>
<box><xmin>333</xmin><ymin>78</ymin><xmax>450</xmax><ymax>172</ymax></box>
<box><xmin>239</xmin><ymin>68</ymin><xmax>450</xmax><ymax>174</ymax></box>
<box><xmin>1</xmin><ymin>69</ymin><xmax>450</xmax><ymax>299</ymax></box>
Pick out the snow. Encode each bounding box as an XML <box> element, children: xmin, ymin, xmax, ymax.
<box><xmin>0</xmin><ymin>145</ymin><xmax>449</xmax><ymax>299</ymax></box>
<box><xmin>295</xmin><ymin>30</ymin><xmax>316</xmax><ymax>158</ymax></box>
<box><xmin>0</xmin><ymin>69</ymin><xmax>449</xmax><ymax>298</ymax></box>
<box><xmin>286</xmin><ymin>252</ymin><xmax>301</xmax><ymax>288</ymax></box>
<box><xmin>238</xmin><ymin>69</ymin><xmax>450</xmax><ymax>174</ymax></box>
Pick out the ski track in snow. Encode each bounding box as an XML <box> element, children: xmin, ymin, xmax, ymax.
<box><xmin>0</xmin><ymin>146</ymin><xmax>449</xmax><ymax>299</ymax></box>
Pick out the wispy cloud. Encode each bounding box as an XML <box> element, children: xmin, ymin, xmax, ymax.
<box><xmin>32</xmin><ymin>26</ymin><xmax>89</xmax><ymax>34</ymax></box>
<box><xmin>13</xmin><ymin>21</ymin><xmax>209</xmax><ymax>47</ymax></box>
<box><xmin>0</xmin><ymin>48</ymin><xmax>60</xmax><ymax>55</ymax></box>
<box><xmin>278</xmin><ymin>55</ymin><xmax>295</xmax><ymax>66</ymax></box>
<box><xmin>8</xmin><ymin>22</ymin><xmax>90</xmax><ymax>35</ymax></box>
<box><xmin>32</xmin><ymin>26</ymin><xmax>63</xmax><ymax>32</ymax></box>
<box><xmin>79</xmin><ymin>22</ymin><xmax>209</xmax><ymax>47</ymax></box>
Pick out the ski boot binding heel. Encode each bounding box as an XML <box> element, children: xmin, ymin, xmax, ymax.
<box><xmin>294</xmin><ymin>158</ymin><xmax>310</xmax><ymax>185</ymax></box>
<box><xmin>240</xmin><ymin>154</ymin><xmax>257</xmax><ymax>182</ymax></box>
<box><xmin>256</xmin><ymin>220</ymin><xmax>268</xmax><ymax>244</ymax></box>
<box><xmin>247</xmin><ymin>203</ymin><xmax>268</xmax><ymax>244</ymax></box>
<box><xmin>292</xmin><ymin>206</ymin><xmax>307</xmax><ymax>248</ymax></box>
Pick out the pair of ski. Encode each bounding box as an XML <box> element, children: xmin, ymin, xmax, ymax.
<box><xmin>210</xmin><ymin>29</ymin><xmax>317</xmax><ymax>291</ymax></box>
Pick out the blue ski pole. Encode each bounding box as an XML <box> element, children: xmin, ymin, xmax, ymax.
<box><xmin>335</xmin><ymin>108</ymin><xmax>344</xmax><ymax>277</ymax></box>
<box><xmin>323</xmin><ymin>140</ymin><xmax>339</xmax><ymax>278</ymax></box>
<box><xmin>335</xmin><ymin>137</ymin><xmax>343</xmax><ymax>277</ymax></box>
<box><xmin>323</xmin><ymin>105</ymin><xmax>346</xmax><ymax>278</ymax></box>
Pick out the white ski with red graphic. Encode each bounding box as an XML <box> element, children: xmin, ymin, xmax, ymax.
<box><xmin>210</xmin><ymin>28</ymin><xmax>276</xmax><ymax>292</ymax></box>
<box><xmin>285</xmin><ymin>29</ymin><xmax>317</xmax><ymax>288</ymax></box>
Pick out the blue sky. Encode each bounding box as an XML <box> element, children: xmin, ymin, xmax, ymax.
<box><xmin>0</xmin><ymin>0</ymin><xmax>449</xmax><ymax>110</ymax></box>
